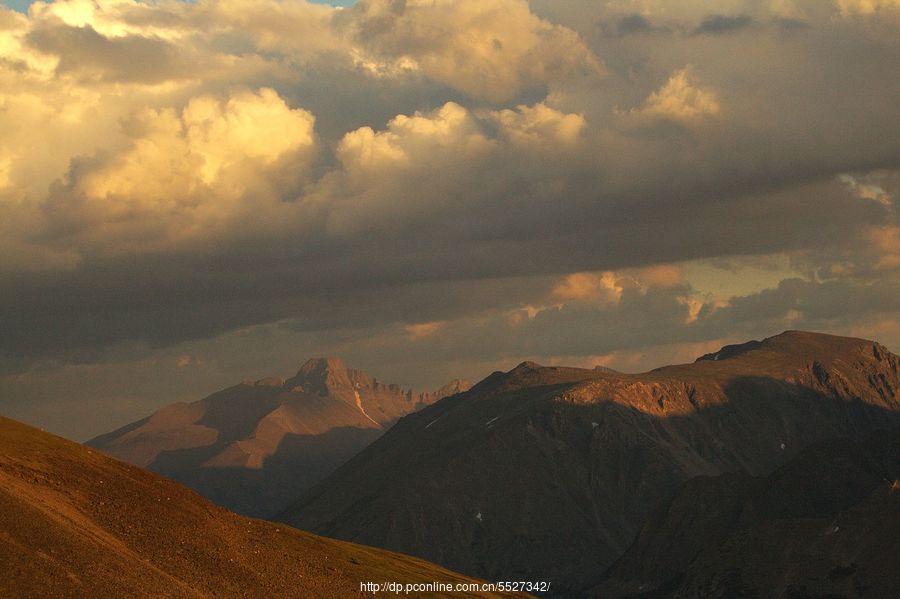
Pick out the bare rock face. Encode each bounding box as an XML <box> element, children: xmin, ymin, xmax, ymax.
<box><xmin>88</xmin><ymin>358</ymin><xmax>469</xmax><ymax>517</ymax></box>
<box><xmin>596</xmin><ymin>429</ymin><xmax>900</xmax><ymax>598</ymax></box>
<box><xmin>280</xmin><ymin>331</ymin><xmax>900</xmax><ymax>593</ymax></box>
<box><xmin>0</xmin><ymin>417</ymin><xmax>507</xmax><ymax>599</ymax></box>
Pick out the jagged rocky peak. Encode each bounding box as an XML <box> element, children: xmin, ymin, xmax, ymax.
<box><xmin>418</xmin><ymin>379</ymin><xmax>473</xmax><ymax>404</ymax></box>
<box><xmin>297</xmin><ymin>356</ymin><xmax>350</xmax><ymax>377</ymax></box>
<box><xmin>287</xmin><ymin>357</ymin><xmax>355</xmax><ymax>395</ymax></box>
<box><xmin>436</xmin><ymin>379</ymin><xmax>472</xmax><ymax>396</ymax></box>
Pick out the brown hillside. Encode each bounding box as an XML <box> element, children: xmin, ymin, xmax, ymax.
<box><xmin>0</xmin><ymin>416</ymin><xmax>514</xmax><ymax>598</ymax></box>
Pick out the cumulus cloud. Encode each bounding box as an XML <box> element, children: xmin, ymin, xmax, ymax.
<box><xmin>340</xmin><ymin>0</ymin><xmax>603</xmax><ymax>103</ymax></box>
<box><xmin>320</xmin><ymin>100</ymin><xmax>586</xmax><ymax>235</ymax></box>
<box><xmin>490</xmin><ymin>103</ymin><xmax>586</xmax><ymax>147</ymax></box>
<box><xmin>337</xmin><ymin>102</ymin><xmax>490</xmax><ymax>178</ymax></box>
<box><xmin>42</xmin><ymin>88</ymin><xmax>317</xmax><ymax>251</ymax></box>
<box><xmin>623</xmin><ymin>67</ymin><xmax>722</xmax><ymax>125</ymax></box>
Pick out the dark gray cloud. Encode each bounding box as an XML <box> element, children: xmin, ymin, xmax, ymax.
<box><xmin>0</xmin><ymin>174</ymin><xmax>889</xmax><ymax>367</ymax></box>
<box><xmin>774</xmin><ymin>18</ymin><xmax>809</xmax><ymax>31</ymax></box>
<box><xmin>617</xmin><ymin>14</ymin><xmax>654</xmax><ymax>34</ymax></box>
<box><xmin>693</xmin><ymin>14</ymin><xmax>755</xmax><ymax>36</ymax></box>
<box><xmin>25</xmin><ymin>21</ymin><xmax>198</xmax><ymax>83</ymax></box>
<box><xmin>608</xmin><ymin>13</ymin><xmax>670</xmax><ymax>37</ymax></box>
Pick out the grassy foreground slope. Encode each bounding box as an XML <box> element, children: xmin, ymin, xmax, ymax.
<box><xmin>0</xmin><ymin>416</ymin><xmax>514</xmax><ymax>598</ymax></box>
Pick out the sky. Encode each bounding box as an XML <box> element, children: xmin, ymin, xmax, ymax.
<box><xmin>0</xmin><ymin>0</ymin><xmax>898</xmax><ymax>441</ymax></box>
<box><xmin>2</xmin><ymin>1</ymin><xmax>31</xmax><ymax>12</ymax></box>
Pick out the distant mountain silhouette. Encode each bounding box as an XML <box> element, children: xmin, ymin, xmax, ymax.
<box><xmin>281</xmin><ymin>331</ymin><xmax>900</xmax><ymax>593</ymax></box>
<box><xmin>0</xmin><ymin>416</ymin><xmax>503</xmax><ymax>598</ymax></box>
<box><xmin>89</xmin><ymin>357</ymin><xmax>469</xmax><ymax>517</ymax></box>
<box><xmin>596</xmin><ymin>428</ymin><xmax>900</xmax><ymax>597</ymax></box>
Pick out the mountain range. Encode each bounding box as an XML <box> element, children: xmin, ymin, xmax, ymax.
<box><xmin>279</xmin><ymin>331</ymin><xmax>900</xmax><ymax>593</ymax></box>
<box><xmin>23</xmin><ymin>330</ymin><xmax>900</xmax><ymax>597</ymax></box>
<box><xmin>88</xmin><ymin>357</ymin><xmax>469</xmax><ymax>518</ymax></box>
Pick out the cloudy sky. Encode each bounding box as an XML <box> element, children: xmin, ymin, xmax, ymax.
<box><xmin>0</xmin><ymin>0</ymin><xmax>897</xmax><ymax>440</ymax></box>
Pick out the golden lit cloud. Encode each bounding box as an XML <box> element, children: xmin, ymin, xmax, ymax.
<box><xmin>405</xmin><ymin>321</ymin><xmax>446</xmax><ymax>340</ymax></box>
<box><xmin>490</xmin><ymin>103</ymin><xmax>585</xmax><ymax>147</ymax></box>
<box><xmin>625</xmin><ymin>265</ymin><xmax>684</xmax><ymax>290</ymax></box>
<box><xmin>836</xmin><ymin>0</ymin><xmax>900</xmax><ymax>15</ymax></box>
<box><xmin>552</xmin><ymin>266</ymin><xmax>685</xmax><ymax>307</ymax></box>
<box><xmin>322</xmin><ymin>99</ymin><xmax>588</xmax><ymax>236</ymax></box>
<box><xmin>0</xmin><ymin>153</ymin><xmax>11</xmax><ymax>190</ymax></box>
<box><xmin>337</xmin><ymin>102</ymin><xmax>491</xmax><ymax>177</ymax></box>
<box><xmin>342</xmin><ymin>0</ymin><xmax>602</xmax><ymax>103</ymax></box>
<box><xmin>839</xmin><ymin>174</ymin><xmax>893</xmax><ymax>206</ymax></box>
<box><xmin>866</xmin><ymin>226</ymin><xmax>900</xmax><ymax>271</ymax></box>
<box><xmin>626</xmin><ymin>68</ymin><xmax>721</xmax><ymax>125</ymax></box>
<box><xmin>552</xmin><ymin>272</ymin><xmax>624</xmax><ymax>304</ymax></box>
<box><xmin>55</xmin><ymin>87</ymin><xmax>316</xmax><ymax>251</ymax></box>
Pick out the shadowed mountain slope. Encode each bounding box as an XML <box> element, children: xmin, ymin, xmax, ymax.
<box><xmin>281</xmin><ymin>331</ymin><xmax>900</xmax><ymax>593</ymax></box>
<box><xmin>0</xmin><ymin>416</ymin><xmax>512</xmax><ymax>598</ymax></box>
<box><xmin>88</xmin><ymin>357</ymin><xmax>469</xmax><ymax>517</ymax></box>
<box><xmin>596</xmin><ymin>429</ymin><xmax>900</xmax><ymax>598</ymax></box>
